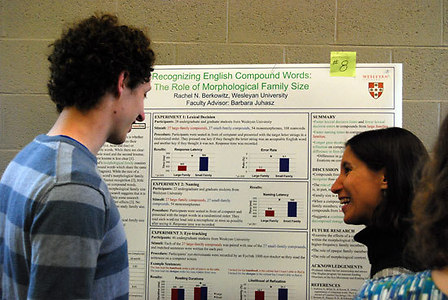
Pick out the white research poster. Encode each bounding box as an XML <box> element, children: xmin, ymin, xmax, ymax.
<box><xmin>97</xmin><ymin>63</ymin><xmax>402</xmax><ymax>299</ymax></box>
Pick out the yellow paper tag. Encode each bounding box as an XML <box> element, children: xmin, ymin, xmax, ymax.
<box><xmin>330</xmin><ymin>51</ymin><xmax>356</xmax><ymax>77</ymax></box>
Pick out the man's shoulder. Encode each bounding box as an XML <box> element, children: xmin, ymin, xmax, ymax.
<box><xmin>1</xmin><ymin>135</ymin><xmax>107</xmax><ymax>199</ymax></box>
<box><xmin>0</xmin><ymin>135</ymin><xmax>58</xmax><ymax>191</ymax></box>
<box><xmin>37</xmin><ymin>135</ymin><xmax>101</xmax><ymax>184</ymax></box>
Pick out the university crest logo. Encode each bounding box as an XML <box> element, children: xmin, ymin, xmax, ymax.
<box><xmin>368</xmin><ymin>82</ymin><xmax>384</xmax><ymax>99</ymax></box>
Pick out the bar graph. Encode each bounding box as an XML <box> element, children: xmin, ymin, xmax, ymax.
<box><xmin>251</xmin><ymin>197</ymin><xmax>305</xmax><ymax>222</ymax></box>
<box><xmin>153</xmin><ymin>147</ymin><xmax>307</xmax><ymax>179</ymax></box>
<box><xmin>262</xmin><ymin>201</ymin><xmax>299</xmax><ymax>218</ymax></box>
<box><xmin>254</xmin><ymin>288</ymin><xmax>289</xmax><ymax>300</ymax></box>
<box><xmin>243</xmin><ymin>152</ymin><xmax>295</xmax><ymax>175</ymax></box>
<box><xmin>241</xmin><ymin>283</ymin><xmax>295</xmax><ymax>300</ymax></box>
<box><xmin>159</xmin><ymin>281</ymin><xmax>211</xmax><ymax>300</ymax></box>
<box><xmin>166</xmin><ymin>153</ymin><xmax>213</xmax><ymax>174</ymax></box>
<box><xmin>194</xmin><ymin>286</ymin><xmax>208</xmax><ymax>300</ymax></box>
<box><xmin>171</xmin><ymin>288</ymin><xmax>185</xmax><ymax>300</ymax></box>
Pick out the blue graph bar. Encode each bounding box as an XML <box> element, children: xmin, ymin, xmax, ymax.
<box><xmin>199</xmin><ymin>157</ymin><xmax>209</xmax><ymax>171</ymax></box>
<box><xmin>278</xmin><ymin>288</ymin><xmax>288</xmax><ymax>300</ymax></box>
<box><xmin>287</xmin><ymin>202</ymin><xmax>297</xmax><ymax>218</ymax></box>
<box><xmin>178</xmin><ymin>289</ymin><xmax>185</xmax><ymax>300</ymax></box>
<box><xmin>201</xmin><ymin>286</ymin><xmax>208</xmax><ymax>300</ymax></box>
<box><xmin>279</xmin><ymin>158</ymin><xmax>289</xmax><ymax>172</ymax></box>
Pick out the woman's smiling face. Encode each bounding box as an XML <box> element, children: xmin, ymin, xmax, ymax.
<box><xmin>331</xmin><ymin>146</ymin><xmax>387</xmax><ymax>226</ymax></box>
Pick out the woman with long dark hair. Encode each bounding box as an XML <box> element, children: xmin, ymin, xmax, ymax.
<box><xmin>331</xmin><ymin>127</ymin><xmax>428</xmax><ymax>279</ymax></box>
<box><xmin>354</xmin><ymin>115</ymin><xmax>448</xmax><ymax>299</ymax></box>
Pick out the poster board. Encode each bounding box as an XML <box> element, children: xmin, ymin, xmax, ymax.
<box><xmin>98</xmin><ymin>63</ymin><xmax>402</xmax><ymax>299</ymax></box>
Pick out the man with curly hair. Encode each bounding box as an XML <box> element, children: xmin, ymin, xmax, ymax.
<box><xmin>0</xmin><ymin>14</ymin><xmax>155</xmax><ymax>299</ymax></box>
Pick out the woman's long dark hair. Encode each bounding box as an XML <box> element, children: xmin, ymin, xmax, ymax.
<box><xmin>346</xmin><ymin>127</ymin><xmax>429</xmax><ymax>233</ymax></box>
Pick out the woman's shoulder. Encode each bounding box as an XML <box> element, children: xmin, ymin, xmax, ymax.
<box><xmin>354</xmin><ymin>270</ymin><xmax>448</xmax><ymax>299</ymax></box>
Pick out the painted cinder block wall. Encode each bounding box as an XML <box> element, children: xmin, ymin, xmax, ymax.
<box><xmin>1</xmin><ymin>0</ymin><xmax>447</xmax><ymax>175</ymax></box>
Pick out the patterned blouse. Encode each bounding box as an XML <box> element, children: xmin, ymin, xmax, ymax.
<box><xmin>354</xmin><ymin>270</ymin><xmax>448</xmax><ymax>299</ymax></box>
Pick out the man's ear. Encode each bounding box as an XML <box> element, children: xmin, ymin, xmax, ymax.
<box><xmin>116</xmin><ymin>71</ymin><xmax>128</xmax><ymax>97</ymax></box>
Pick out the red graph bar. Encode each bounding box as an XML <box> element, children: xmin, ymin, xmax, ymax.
<box><xmin>171</xmin><ymin>289</ymin><xmax>178</xmax><ymax>300</ymax></box>
<box><xmin>255</xmin><ymin>290</ymin><xmax>265</xmax><ymax>300</ymax></box>
<box><xmin>194</xmin><ymin>287</ymin><xmax>201</xmax><ymax>300</ymax></box>
<box><xmin>178</xmin><ymin>165</ymin><xmax>187</xmax><ymax>171</ymax></box>
<box><xmin>265</xmin><ymin>210</ymin><xmax>275</xmax><ymax>217</ymax></box>
<box><xmin>256</xmin><ymin>168</ymin><xmax>266</xmax><ymax>172</ymax></box>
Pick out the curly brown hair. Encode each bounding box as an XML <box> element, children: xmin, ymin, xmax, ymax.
<box><xmin>47</xmin><ymin>14</ymin><xmax>155</xmax><ymax>112</ymax></box>
<box><xmin>411</xmin><ymin>114</ymin><xmax>448</xmax><ymax>269</ymax></box>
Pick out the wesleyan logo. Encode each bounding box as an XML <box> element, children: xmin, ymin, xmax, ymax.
<box><xmin>368</xmin><ymin>82</ymin><xmax>384</xmax><ymax>99</ymax></box>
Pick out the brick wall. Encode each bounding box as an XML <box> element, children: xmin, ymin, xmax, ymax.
<box><xmin>1</xmin><ymin>0</ymin><xmax>447</xmax><ymax>174</ymax></box>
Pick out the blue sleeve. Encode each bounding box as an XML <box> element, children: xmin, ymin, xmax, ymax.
<box><xmin>28</xmin><ymin>184</ymin><xmax>107</xmax><ymax>299</ymax></box>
